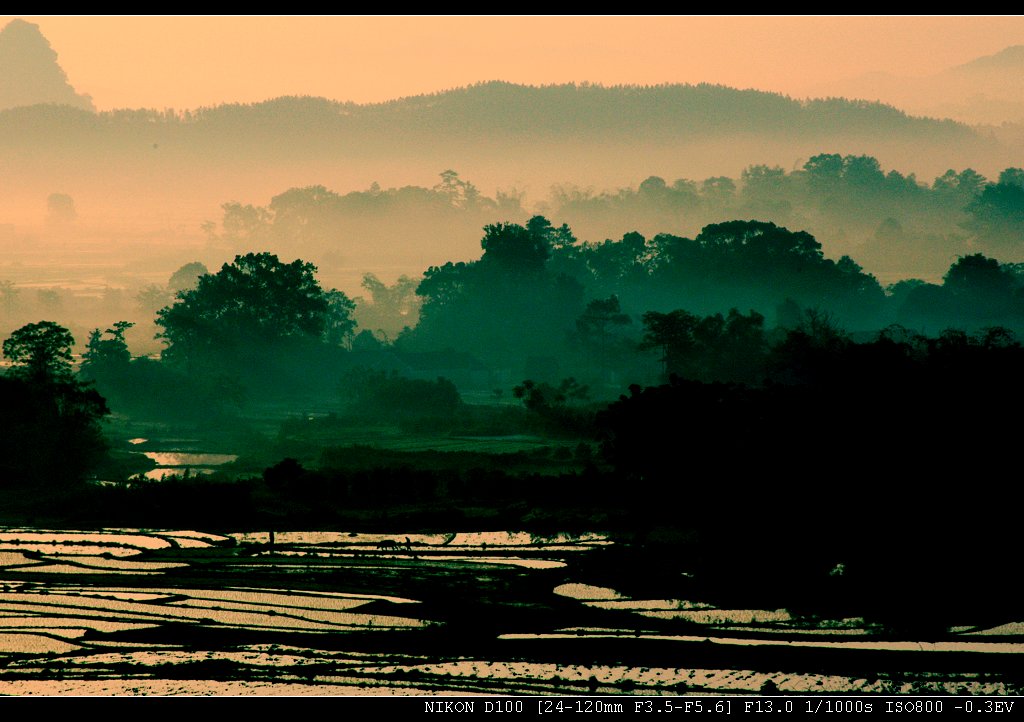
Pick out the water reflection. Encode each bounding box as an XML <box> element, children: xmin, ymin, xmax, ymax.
<box><xmin>141</xmin><ymin>451</ymin><xmax>239</xmax><ymax>480</ymax></box>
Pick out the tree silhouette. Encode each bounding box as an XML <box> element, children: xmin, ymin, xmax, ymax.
<box><xmin>81</xmin><ymin>321</ymin><xmax>134</xmax><ymax>375</ymax></box>
<box><xmin>526</xmin><ymin>215</ymin><xmax>577</xmax><ymax>250</ymax></box>
<box><xmin>0</xmin><ymin>280</ymin><xmax>18</xmax><ymax>317</ymax></box>
<box><xmin>640</xmin><ymin>309</ymin><xmax>699</xmax><ymax>378</ymax></box>
<box><xmin>45</xmin><ymin>192</ymin><xmax>76</xmax><ymax>224</ymax></box>
<box><xmin>480</xmin><ymin>221</ymin><xmax>551</xmax><ymax>273</ymax></box>
<box><xmin>965</xmin><ymin>181</ymin><xmax>1024</xmax><ymax>251</ymax></box>
<box><xmin>933</xmin><ymin>168</ymin><xmax>987</xmax><ymax>199</ymax></box>
<box><xmin>998</xmin><ymin>168</ymin><xmax>1024</xmax><ymax>189</ymax></box>
<box><xmin>156</xmin><ymin>252</ymin><xmax>353</xmax><ymax>367</ymax></box>
<box><xmin>168</xmin><ymin>262</ymin><xmax>209</xmax><ymax>293</ymax></box>
<box><xmin>3</xmin><ymin>321</ymin><xmax>75</xmax><ymax>384</ymax></box>
<box><xmin>641</xmin><ymin>307</ymin><xmax>767</xmax><ymax>383</ymax></box>
<box><xmin>1</xmin><ymin>321</ymin><xmax>110</xmax><ymax>486</ymax></box>
<box><xmin>434</xmin><ymin>169</ymin><xmax>482</xmax><ymax>209</ymax></box>
<box><xmin>574</xmin><ymin>295</ymin><xmax>632</xmax><ymax>367</ymax></box>
<box><xmin>136</xmin><ymin>284</ymin><xmax>173</xmax><ymax>315</ymax></box>
<box><xmin>323</xmin><ymin>289</ymin><xmax>357</xmax><ymax>346</ymax></box>
<box><xmin>268</xmin><ymin>185</ymin><xmax>342</xmax><ymax>249</ymax></box>
<box><xmin>944</xmin><ymin>253</ymin><xmax>1015</xmax><ymax>298</ymax></box>
<box><xmin>407</xmin><ymin>218</ymin><xmax>586</xmax><ymax>366</ymax></box>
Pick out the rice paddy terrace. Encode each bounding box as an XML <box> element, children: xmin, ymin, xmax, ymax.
<box><xmin>0</xmin><ymin>528</ymin><xmax>1019</xmax><ymax>696</ymax></box>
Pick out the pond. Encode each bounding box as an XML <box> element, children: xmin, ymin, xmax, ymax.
<box><xmin>120</xmin><ymin>438</ymin><xmax>240</xmax><ymax>481</ymax></box>
<box><xmin>141</xmin><ymin>451</ymin><xmax>239</xmax><ymax>480</ymax></box>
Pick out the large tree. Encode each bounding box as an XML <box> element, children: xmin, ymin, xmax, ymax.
<box><xmin>156</xmin><ymin>252</ymin><xmax>354</xmax><ymax>368</ymax></box>
<box><xmin>965</xmin><ymin>181</ymin><xmax>1024</xmax><ymax>251</ymax></box>
<box><xmin>2</xmin><ymin>320</ymin><xmax>76</xmax><ymax>384</ymax></box>
<box><xmin>406</xmin><ymin>219</ymin><xmax>585</xmax><ymax>366</ymax></box>
<box><xmin>641</xmin><ymin>307</ymin><xmax>767</xmax><ymax>383</ymax></box>
<box><xmin>1</xmin><ymin>321</ymin><xmax>109</xmax><ymax>486</ymax></box>
<box><xmin>168</xmin><ymin>261</ymin><xmax>209</xmax><ymax>293</ymax></box>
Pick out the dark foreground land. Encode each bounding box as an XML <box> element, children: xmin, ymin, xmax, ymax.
<box><xmin>0</xmin><ymin>525</ymin><xmax>1020</xmax><ymax>696</ymax></box>
<box><xmin>3</xmin><ymin>274</ymin><xmax>1024</xmax><ymax>695</ymax></box>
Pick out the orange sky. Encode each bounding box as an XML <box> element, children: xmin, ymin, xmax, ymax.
<box><xmin>3</xmin><ymin>16</ymin><xmax>1024</xmax><ymax>110</ymax></box>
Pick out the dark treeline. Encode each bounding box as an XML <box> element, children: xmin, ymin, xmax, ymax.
<box><xmin>7</xmin><ymin>205</ymin><xmax>1024</xmax><ymax>443</ymax></box>
<box><xmin>392</xmin><ymin>216</ymin><xmax>1024</xmax><ymax>383</ymax></box>
<box><xmin>5</xmin><ymin>154</ymin><xmax>1022</xmax><ymax>362</ymax></box>
<box><xmin>20</xmin><ymin>212</ymin><xmax>1024</xmax><ymax>427</ymax></box>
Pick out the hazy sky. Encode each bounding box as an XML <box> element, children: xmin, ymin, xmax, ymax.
<box><xmin>2</xmin><ymin>16</ymin><xmax>1023</xmax><ymax>111</ymax></box>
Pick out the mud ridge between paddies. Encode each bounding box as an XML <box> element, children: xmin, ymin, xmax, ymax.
<box><xmin>0</xmin><ymin>527</ymin><xmax>1020</xmax><ymax>695</ymax></box>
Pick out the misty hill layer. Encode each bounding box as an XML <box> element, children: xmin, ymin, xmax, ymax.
<box><xmin>0</xmin><ymin>81</ymin><xmax>1001</xmax><ymax>234</ymax></box>
<box><xmin>0</xmin><ymin>81</ymin><xmax>974</xmax><ymax>143</ymax></box>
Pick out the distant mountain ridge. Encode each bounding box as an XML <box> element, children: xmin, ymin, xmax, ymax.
<box><xmin>950</xmin><ymin>44</ymin><xmax>1024</xmax><ymax>73</ymax></box>
<box><xmin>815</xmin><ymin>43</ymin><xmax>1024</xmax><ymax>126</ymax></box>
<box><xmin>0</xmin><ymin>19</ymin><xmax>93</xmax><ymax>112</ymax></box>
<box><xmin>0</xmin><ymin>80</ymin><xmax>972</xmax><ymax>140</ymax></box>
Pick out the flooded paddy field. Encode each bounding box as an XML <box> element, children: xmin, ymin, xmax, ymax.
<box><xmin>0</xmin><ymin>527</ymin><xmax>1020</xmax><ymax>696</ymax></box>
